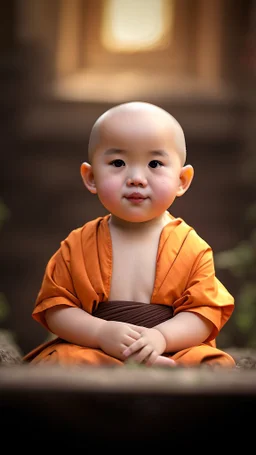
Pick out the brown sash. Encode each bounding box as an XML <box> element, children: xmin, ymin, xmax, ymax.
<box><xmin>93</xmin><ymin>301</ymin><xmax>173</xmax><ymax>328</ymax></box>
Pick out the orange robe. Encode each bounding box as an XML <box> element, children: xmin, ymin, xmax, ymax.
<box><xmin>23</xmin><ymin>213</ymin><xmax>235</xmax><ymax>367</ymax></box>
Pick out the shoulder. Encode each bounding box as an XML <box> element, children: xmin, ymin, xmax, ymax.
<box><xmin>61</xmin><ymin>214</ymin><xmax>109</xmax><ymax>248</ymax></box>
<box><xmin>167</xmin><ymin>214</ymin><xmax>212</xmax><ymax>254</ymax></box>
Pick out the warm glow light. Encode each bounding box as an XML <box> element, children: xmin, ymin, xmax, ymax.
<box><xmin>101</xmin><ymin>0</ymin><xmax>173</xmax><ymax>52</ymax></box>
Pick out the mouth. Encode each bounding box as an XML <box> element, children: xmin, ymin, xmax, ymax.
<box><xmin>125</xmin><ymin>192</ymin><xmax>148</xmax><ymax>203</ymax></box>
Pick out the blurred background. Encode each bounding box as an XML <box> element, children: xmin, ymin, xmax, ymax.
<box><xmin>0</xmin><ymin>0</ymin><xmax>255</xmax><ymax>356</ymax></box>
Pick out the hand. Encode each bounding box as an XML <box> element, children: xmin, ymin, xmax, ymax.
<box><xmin>97</xmin><ymin>321</ymin><xmax>142</xmax><ymax>360</ymax></box>
<box><xmin>125</xmin><ymin>355</ymin><xmax>176</xmax><ymax>368</ymax></box>
<box><xmin>122</xmin><ymin>328</ymin><xmax>167</xmax><ymax>366</ymax></box>
<box><xmin>152</xmin><ymin>355</ymin><xmax>176</xmax><ymax>367</ymax></box>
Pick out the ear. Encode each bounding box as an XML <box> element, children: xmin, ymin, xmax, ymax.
<box><xmin>80</xmin><ymin>162</ymin><xmax>97</xmax><ymax>194</ymax></box>
<box><xmin>176</xmin><ymin>165</ymin><xmax>194</xmax><ymax>197</ymax></box>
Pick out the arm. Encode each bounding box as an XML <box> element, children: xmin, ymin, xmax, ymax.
<box><xmin>45</xmin><ymin>305</ymin><xmax>142</xmax><ymax>360</ymax></box>
<box><xmin>122</xmin><ymin>312</ymin><xmax>213</xmax><ymax>365</ymax></box>
<box><xmin>155</xmin><ymin>311</ymin><xmax>214</xmax><ymax>353</ymax></box>
<box><xmin>45</xmin><ymin>305</ymin><xmax>106</xmax><ymax>349</ymax></box>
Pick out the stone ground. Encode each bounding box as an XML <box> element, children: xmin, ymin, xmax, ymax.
<box><xmin>226</xmin><ymin>347</ymin><xmax>256</xmax><ymax>369</ymax></box>
<box><xmin>1</xmin><ymin>330</ymin><xmax>256</xmax><ymax>449</ymax></box>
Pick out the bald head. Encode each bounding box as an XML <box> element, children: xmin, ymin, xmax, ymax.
<box><xmin>88</xmin><ymin>101</ymin><xmax>187</xmax><ymax>165</ymax></box>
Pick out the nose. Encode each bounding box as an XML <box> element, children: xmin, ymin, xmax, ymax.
<box><xmin>126</xmin><ymin>169</ymin><xmax>147</xmax><ymax>187</ymax></box>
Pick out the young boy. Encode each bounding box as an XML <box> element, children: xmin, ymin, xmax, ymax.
<box><xmin>23</xmin><ymin>101</ymin><xmax>235</xmax><ymax>367</ymax></box>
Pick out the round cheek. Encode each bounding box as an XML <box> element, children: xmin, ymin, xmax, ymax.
<box><xmin>96</xmin><ymin>179</ymin><xmax>121</xmax><ymax>208</ymax></box>
<box><xmin>151</xmin><ymin>178</ymin><xmax>177</xmax><ymax>201</ymax></box>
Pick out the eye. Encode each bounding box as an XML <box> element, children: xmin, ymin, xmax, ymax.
<box><xmin>109</xmin><ymin>159</ymin><xmax>125</xmax><ymax>167</ymax></box>
<box><xmin>149</xmin><ymin>160</ymin><xmax>163</xmax><ymax>168</ymax></box>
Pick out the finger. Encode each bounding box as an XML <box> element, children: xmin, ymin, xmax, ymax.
<box><xmin>120</xmin><ymin>341</ymin><xmax>139</xmax><ymax>359</ymax></box>
<box><xmin>120</xmin><ymin>336</ymin><xmax>139</xmax><ymax>357</ymax></box>
<box><xmin>154</xmin><ymin>356</ymin><xmax>177</xmax><ymax>367</ymax></box>
<box><xmin>120</xmin><ymin>332</ymin><xmax>143</xmax><ymax>356</ymax></box>
<box><xmin>129</xmin><ymin>346</ymin><xmax>154</xmax><ymax>364</ymax></box>
<box><xmin>128</xmin><ymin>329</ymin><xmax>142</xmax><ymax>340</ymax></box>
<box><xmin>144</xmin><ymin>351</ymin><xmax>159</xmax><ymax>367</ymax></box>
<box><xmin>127</xmin><ymin>324</ymin><xmax>145</xmax><ymax>332</ymax></box>
<box><xmin>123</xmin><ymin>338</ymin><xmax>145</xmax><ymax>357</ymax></box>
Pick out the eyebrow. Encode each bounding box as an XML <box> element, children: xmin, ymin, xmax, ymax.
<box><xmin>104</xmin><ymin>148</ymin><xmax>169</xmax><ymax>157</ymax></box>
<box><xmin>104</xmin><ymin>148</ymin><xmax>125</xmax><ymax>156</ymax></box>
<box><xmin>148</xmin><ymin>150</ymin><xmax>169</xmax><ymax>158</ymax></box>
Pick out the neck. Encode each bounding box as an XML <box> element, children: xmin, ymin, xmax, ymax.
<box><xmin>109</xmin><ymin>211</ymin><xmax>171</xmax><ymax>232</ymax></box>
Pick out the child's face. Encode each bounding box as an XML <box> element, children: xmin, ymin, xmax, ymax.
<box><xmin>85</xmin><ymin>111</ymin><xmax>189</xmax><ymax>223</ymax></box>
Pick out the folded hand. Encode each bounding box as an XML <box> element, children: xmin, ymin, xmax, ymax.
<box><xmin>98</xmin><ymin>320</ymin><xmax>143</xmax><ymax>360</ymax></box>
<box><xmin>122</xmin><ymin>327</ymin><xmax>168</xmax><ymax>366</ymax></box>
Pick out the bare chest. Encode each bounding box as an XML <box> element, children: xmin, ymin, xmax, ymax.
<box><xmin>109</xmin><ymin>234</ymin><xmax>160</xmax><ymax>303</ymax></box>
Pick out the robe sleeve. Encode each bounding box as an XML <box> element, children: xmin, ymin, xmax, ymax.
<box><xmin>32</xmin><ymin>239</ymin><xmax>81</xmax><ymax>330</ymax></box>
<box><xmin>172</xmin><ymin>242</ymin><xmax>234</xmax><ymax>342</ymax></box>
